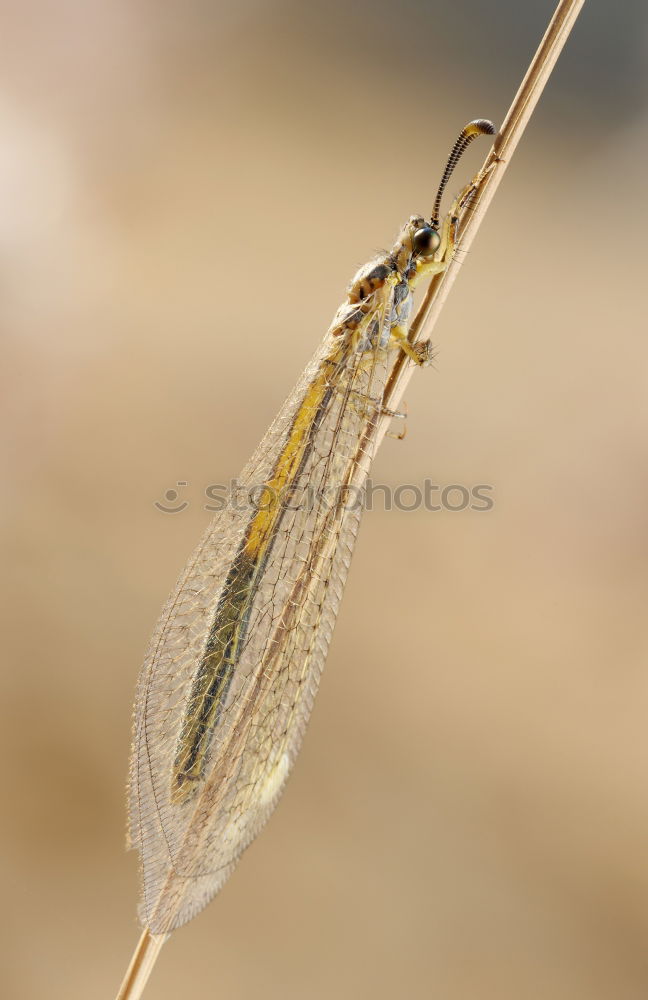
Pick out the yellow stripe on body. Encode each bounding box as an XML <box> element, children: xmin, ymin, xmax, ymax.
<box><xmin>172</xmin><ymin>343</ymin><xmax>347</xmax><ymax>802</ymax></box>
<box><xmin>244</xmin><ymin>352</ymin><xmax>343</xmax><ymax>559</ymax></box>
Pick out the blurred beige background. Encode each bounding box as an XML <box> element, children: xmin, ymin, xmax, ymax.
<box><xmin>2</xmin><ymin>1</ymin><xmax>648</xmax><ymax>997</ymax></box>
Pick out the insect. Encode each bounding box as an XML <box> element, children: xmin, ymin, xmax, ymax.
<box><xmin>127</xmin><ymin>119</ymin><xmax>495</xmax><ymax>940</ymax></box>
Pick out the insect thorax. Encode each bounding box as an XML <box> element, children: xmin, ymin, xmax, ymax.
<box><xmin>327</xmin><ymin>215</ymin><xmax>428</xmax><ymax>348</ymax></box>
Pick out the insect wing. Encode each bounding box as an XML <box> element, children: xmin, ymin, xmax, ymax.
<box><xmin>129</xmin><ymin>284</ymin><xmax>396</xmax><ymax>931</ymax></box>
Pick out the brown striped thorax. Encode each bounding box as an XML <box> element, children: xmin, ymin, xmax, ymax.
<box><xmin>328</xmin><ymin>215</ymin><xmax>443</xmax><ymax>349</ymax></box>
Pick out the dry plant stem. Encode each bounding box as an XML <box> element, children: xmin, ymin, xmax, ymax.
<box><xmin>115</xmin><ymin>930</ymin><xmax>167</xmax><ymax>1000</ymax></box>
<box><xmin>115</xmin><ymin>2</ymin><xmax>585</xmax><ymax>997</ymax></box>
<box><xmin>377</xmin><ymin>0</ymin><xmax>586</xmax><ymax>448</ymax></box>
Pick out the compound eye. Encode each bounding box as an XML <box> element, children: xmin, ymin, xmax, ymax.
<box><xmin>412</xmin><ymin>226</ymin><xmax>441</xmax><ymax>255</ymax></box>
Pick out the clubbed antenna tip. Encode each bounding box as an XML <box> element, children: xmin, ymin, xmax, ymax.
<box><xmin>430</xmin><ymin>119</ymin><xmax>496</xmax><ymax>229</ymax></box>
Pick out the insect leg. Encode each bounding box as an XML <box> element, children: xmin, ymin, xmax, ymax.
<box><xmin>381</xmin><ymin>400</ymin><xmax>408</xmax><ymax>440</ymax></box>
<box><xmin>389</xmin><ymin>324</ymin><xmax>431</xmax><ymax>365</ymax></box>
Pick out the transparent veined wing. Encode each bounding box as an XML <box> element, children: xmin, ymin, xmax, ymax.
<box><xmin>129</xmin><ymin>279</ymin><xmax>400</xmax><ymax>932</ymax></box>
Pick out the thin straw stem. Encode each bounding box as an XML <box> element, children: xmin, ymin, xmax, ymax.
<box><xmin>115</xmin><ymin>930</ymin><xmax>168</xmax><ymax>1000</ymax></box>
<box><xmin>377</xmin><ymin>0</ymin><xmax>586</xmax><ymax>447</ymax></box>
